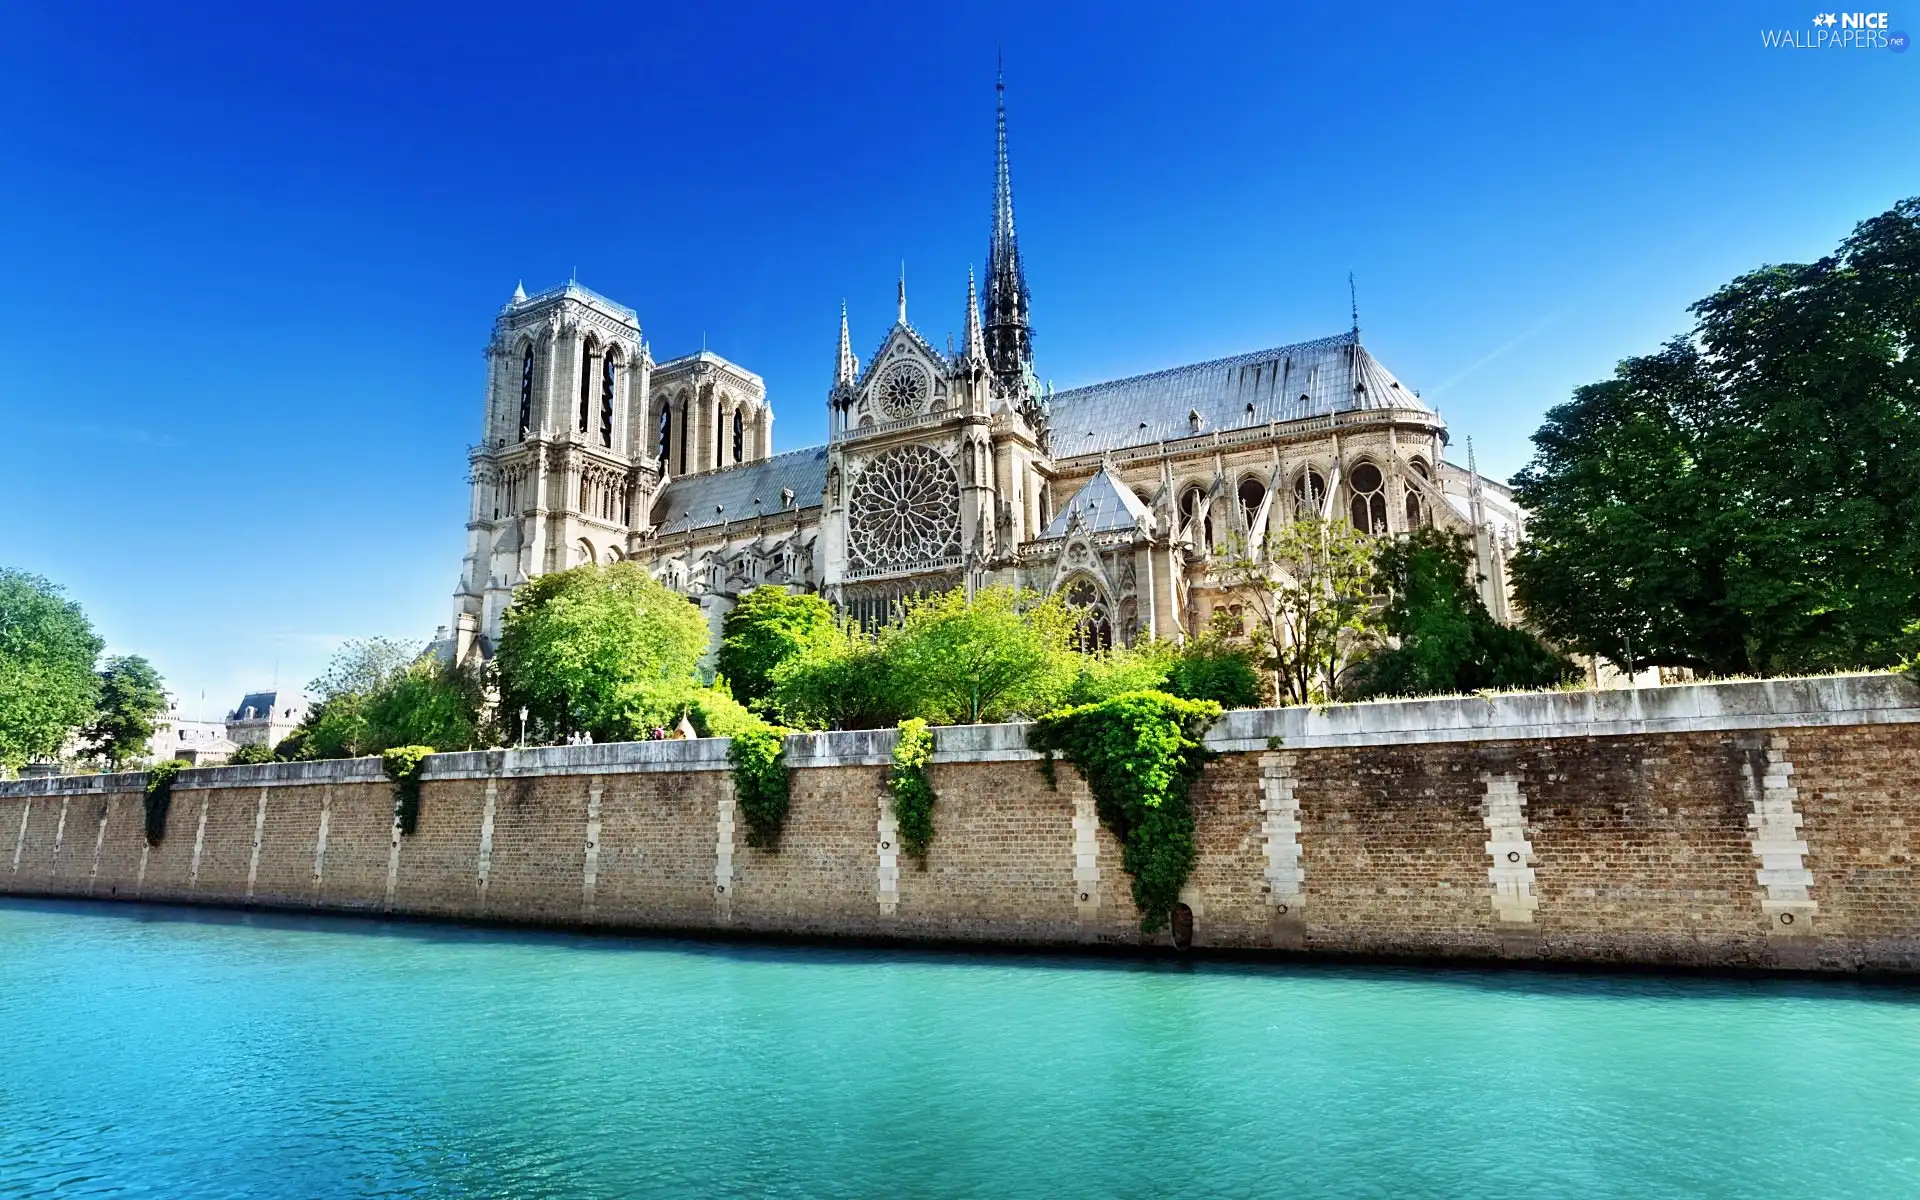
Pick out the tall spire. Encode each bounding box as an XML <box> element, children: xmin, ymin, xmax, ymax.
<box><xmin>984</xmin><ymin>57</ymin><xmax>1033</xmax><ymax>383</ymax></box>
<box><xmin>897</xmin><ymin>261</ymin><xmax>908</xmax><ymax>325</ymax></box>
<box><xmin>962</xmin><ymin>266</ymin><xmax>986</xmax><ymax>364</ymax></box>
<box><xmin>835</xmin><ymin>301</ymin><xmax>857</xmax><ymax>387</ymax></box>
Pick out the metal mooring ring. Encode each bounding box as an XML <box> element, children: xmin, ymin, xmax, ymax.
<box><xmin>1781</xmin><ymin>912</ymin><xmax>1795</xmax><ymax>925</ymax></box>
<box><xmin>1277</xmin><ymin>904</ymin><xmax>1289</xmax><ymax>915</ymax></box>
<box><xmin>1508</xmin><ymin>851</ymin><xmax>1521</xmax><ymax>863</ymax></box>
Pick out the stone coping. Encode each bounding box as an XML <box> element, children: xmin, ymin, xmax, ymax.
<box><xmin>5</xmin><ymin>673</ymin><xmax>1914</xmax><ymax>796</ymax></box>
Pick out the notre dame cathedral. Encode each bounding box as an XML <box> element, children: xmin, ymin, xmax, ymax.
<box><xmin>448</xmin><ymin>76</ymin><xmax>1523</xmax><ymax>663</ymax></box>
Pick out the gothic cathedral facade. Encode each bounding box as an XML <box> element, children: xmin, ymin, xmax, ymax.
<box><xmin>450</xmin><ymin>78</ymin><xmax>1523</xmax><ymax>663</ymax></box>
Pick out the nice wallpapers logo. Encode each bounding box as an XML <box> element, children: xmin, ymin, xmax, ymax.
<box><xmin>1762</xmin><ymin>11</ymin><xmax>1910</xmax><ymax>49</ymax></box>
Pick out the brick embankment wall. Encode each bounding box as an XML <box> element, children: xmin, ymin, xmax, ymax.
<box><xmin>5</xmin><ymin>676</ymin><xmax>1919</xmax><ymax>973</ymax></box>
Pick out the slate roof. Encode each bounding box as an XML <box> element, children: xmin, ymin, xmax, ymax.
<box><xmin>1045</xmin><ymin>331</ymin><xmax>1432</xmax><ymax>457</ymax></box>
<box><xmin>1043</xmin><ymin>464</ymin><xmax>1153</xmax><ymax>537</ymax></box>
<box><xmin>651</xmin><ymin>446</ymin><xmax>829</xmax><ymax>535</ymax></box>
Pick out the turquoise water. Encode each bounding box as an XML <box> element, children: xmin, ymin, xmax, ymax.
<box><xmin>2</xmin><ymin>902</ymin><xmax>1918</xmax><ymax>1199</ymax></box>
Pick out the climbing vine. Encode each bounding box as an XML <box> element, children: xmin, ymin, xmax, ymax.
<box><xmin>889</xmin><ymin>718</ymin><xmax>936</xmax><ymax>865</ymax></box>
<box><xmin>728</xmin><ymin>724</ymin><xmax>790</xmax><ymax>849</ymax></box>
<box><xmin>382</xmin><ymin>745</ymin><xmax>434</xmax><ymax>835</ymax></box>
<box><xmin>143</xmin><ymin>759</ymin><xmax>191</xmax><ymax>846</ymax></box>
<box><xmin>1027</xmin><ymin>691</ymin><xmax>1221</xmax><ymax>933</ymax></box>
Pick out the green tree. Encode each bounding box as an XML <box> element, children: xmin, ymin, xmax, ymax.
<box><xmin>0</xmin><ymin>569</ymin><xmax>104</xmax><ymax>770</ymax></box>
<box><xmin>229</xmin><ymin>742</ymin><xmax>275</xmax><ymax>765</ymax></box>
<box><xmin>495</xmin><ymin>562</ymin><xmax>710</xmax><ymax>742</ymax></box>
<box><xmin>716</xmin><ymin>587</ymin><xmax>837</xmax><ymax>711</ymax></box>
<box><xmin>360</xmin><ymin>659</ymin><xmax>487</xmax><ymax>752</ymax></box>
<box><xmin>284</xmin><ymin>638</ymin><xmax>485</xmax><ymax>760</ymax></box>
<box><xmin>1514</xmin><ymin>198</ymin><xmax>1920</xmax><ymax>675</ymax></box>
<box><xmin>1217</xmin><ymin>518</ymin><xmax>1383</xmax><ymax>704</ymax></box>
<box><xmin>1356</xmin><ymin>527</ymin><xmax>1575</xmax><ymax>697</ymax></box>
<box><xmin>886</xmin><ymin>586</ymin><xmax>1075</xmax><ymax>724</ymax></box>
<box><xmin>291</xmin><ymin>637</ymin><xmax>420</xmax><ymax>759</ymax></box>
<box><xmin>84</xmin><ymin>655</ymin><xmax>169</xmax><ymax>768</ymax></box>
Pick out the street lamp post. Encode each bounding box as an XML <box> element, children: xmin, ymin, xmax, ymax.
<box><xmin>518</xmin><ymin>706</ymin><xmax>529</xmax><ymax>748</ymax></box>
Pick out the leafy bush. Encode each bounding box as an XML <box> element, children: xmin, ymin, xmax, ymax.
<box><xmin>771</xmin><ymin>586</ymin><xmax>1075</xmax><ymax>729</ymax></box>
<box><xmin>282</xmin><ymin>640</ymin><xmax>486</xmax><ymax>760</ymax></box>
<box><xmin>1027</xmin><ymin>691</ymin><xmax>1221</xmax><ymax>933</ymax></box>
<box><xmin>381</xmin><ymin>745</ymin><xmax>434</xmax><ymax>835</ymax></box>
<box><xmin>228</xmin><ymin>742</ymin><xmax>275</xmax><ymax>765</ymax></box>
<box><xmin>362</xmin><ymin>660</ymin><xmax>487</xmax><ymax>752</ymax></box>
<box><xmin>768</xmin><ymin>625</ymin><xmax>907</xmax><ymax>731</ymax></box>
<box><xmin>684</xmin><ymin>685</ymin><xmax>760</xmax><ymax>738</ymax></box>
<box><xmin>271</xmin><ymin>727</ymin><xmax>310</xmax><ymax>762</ymax></box>
<box><xmin>888</xmin><ymin>718</ymin><xmax>936</xmax><ymax>864</ymax></box>
<box><xmin>143</xmin><ymin>758</ymin><xmax>191</xmax><ymax>845</ymax></box>
<box><xmin>888</xmin><ymin>586</ymin><xmax>1075</xmax><ymax>724</ymax></box>
<box><xmin>1057</xmin><ymin>641</ymin><xmax>1177</xmax><ymax>708</ymax></box>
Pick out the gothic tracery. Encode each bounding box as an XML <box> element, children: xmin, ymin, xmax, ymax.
<box><xmin>876</xmin><ymin>360</ymin><xmax>930</xmax><ymax>420</ymax></box>
<box><xmin>847</xmin><ymin>444</ymin><xmax>960</xmax><ymax>571</ymax></box>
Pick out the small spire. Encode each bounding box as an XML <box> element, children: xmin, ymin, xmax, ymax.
<box><xmin>511</xmin><ymin>279</ymin><xmax>527</xmax><ymax>303</ymax></box>
<box><xmin>962</xmin><ymin>266</ymin><xmax>986</xmax><ymax>363</ymax></box>
<box><xmin>897</xmin><ymin>261</ymin><xmax>908</xmax><ymax>325</ymax></box>
<box><xmin>835</xmin><ymin>301</ymin><xmax>858</xmax><ymax>387</ymax></box>
<box><xmin>1348</xmin><ymin>270</ymin><xmax>1360</xmax><ymax>339</ymax></box>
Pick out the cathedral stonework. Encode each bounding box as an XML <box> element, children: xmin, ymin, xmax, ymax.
<box><xmin>449</xmin><ymin>76</ymin><xmax>1523</xmax><ymax>664</ymax></box>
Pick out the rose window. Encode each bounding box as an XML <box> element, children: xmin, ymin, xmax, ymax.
<box><xmin>876</xmin><ymin>361</ymin><xmax>930</xmax><ymax>420</ymax></box>
<box><xmin>848</xmin><ymin>445</ymin><xmax>961</xmax><ymax>570</ymax></box>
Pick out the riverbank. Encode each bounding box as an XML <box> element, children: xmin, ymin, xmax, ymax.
<box><xmin>7</xmin><ymin>675</ymin><xmax>1919</xmax><ymax>973</ymax></box>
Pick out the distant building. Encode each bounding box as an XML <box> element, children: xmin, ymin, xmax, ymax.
<box><xmin>146</xmin><ymin>693</ymin><xmax>236</xmax><ymax>765</ymax></box>
<box><xmin>225</xmin><ymin>691</ymin><xmax>308</xmax><ymax>751</ymax></box>
<box><xmin>151</xmin><ymin>712</ymin><xmax>235</xmax><ymax>765</ymax></box>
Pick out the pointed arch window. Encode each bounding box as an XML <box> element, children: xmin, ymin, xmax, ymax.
<box><xmin>1348</xmin><ymin>461</ymin><xmax>1388</xmax><ymax>534</ymax></box>
<box><xmin>656</xmin><ymin>398</ymin><xmax>671</xmax><ymax>463</ymax></box>
<box><xmin>1179</xmin><ymin>485</ymin><xmax>1212</xmax><ymax>547</ymax></box>
<box><xmin>1237</xmin><ymin>476</ymin><xmax>1266</xmax><ymax>530</ymax></box>
<box><xmin>732</xmin><ymin>408</ymin><xmax>745</xmax><ymax>463</ymax></box>
<box><xmin>601</xmin><ymin>355</ymin><xmax>616</xmax><ymax>448</ymax></box>
<box><xmin>1064</xmin><ymin>578</ymin><xmax>1114</xmax><ymax>652</ymax></box>
<box><xmin>1406</xmin><ymin>458</ymin><xmax>1430</xmax><ymax>527</ymax></box>
<box><xmin>518</xmin><ymin>344</ymin><xmax>535</xmax><ymax>440</ymax></box>
<box><xmin>578</xmin><ymin>341</ymin><xmax>597</xmax><ymax>433</ymax></box>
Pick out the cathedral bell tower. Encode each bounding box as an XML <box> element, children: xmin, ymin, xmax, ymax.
<box><xmin>452</xmin><ymin>280</ymin><xmax>654</xmax><ymax>662</ymax></box>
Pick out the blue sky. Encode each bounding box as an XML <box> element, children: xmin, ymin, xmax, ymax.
<box><xmin>1</xmin><ymin>0</ymin><xmax>1912</xmax><ymax>714</ymax></box>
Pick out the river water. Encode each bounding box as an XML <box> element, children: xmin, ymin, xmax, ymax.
<box><xmin>2</xmin><ymin>899</ymin><xmax>1917</xmax><ymax>1198</ymax></box>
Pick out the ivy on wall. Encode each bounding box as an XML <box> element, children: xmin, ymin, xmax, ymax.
<box><xmin>382</xmin><ymin>745</ymin><xmax>434</xmax><ymax>836</ymax></box>
<box><xmin>728</xmin><ymin>725</ymin><xmax>790</xmax><ymax>849</ymax></box>
<box><xmin>888</xmin><ymin>718</ymin><xmax>936</xmax><ymax>865</ymax></box>
<box><xmin>142</xmin><ymin>759</ymin><xmax>191</xmax><ymax>846</ymax></box>
<box><xmin>1028</xmin><ymin>691</ymin><xmax>1221</xmax><ymax>933</ymax></box>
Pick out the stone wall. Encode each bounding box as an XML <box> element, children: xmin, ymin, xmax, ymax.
<box><xmin>6</xmin><ymin>675</ymin><xmax>1920</xmax><ymax>972</ymax></box>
